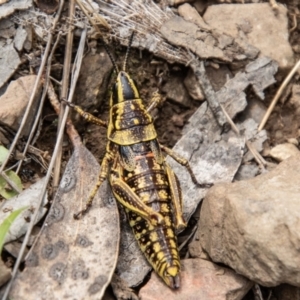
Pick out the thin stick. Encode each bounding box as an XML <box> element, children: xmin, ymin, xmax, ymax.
<box><xmin>0</xmin><ymin>2</ymin><xmax>63</xmax><ymax>187</ymax></box>
<box><xmin>2</xmin><ymin>3</ymin><xmax>65</xmax><ymax>298</ymax></box>
<box><xmin>53</xmin><ymin>0</ymin><xmax>75</xmax><ymax>189</ymax></box>
<box><xmin>1</xmin><ymin>172</ymin><xmax>22</xmax><ymax>193</ymax></box>
<box><xmin>75</xmin><ymin>0</ymin><xmax>109</xmax><ymax>30</ymax></box>
<box><xmin>258</xmin><ymin>59</ymin><xmax>300</xmax><ymax>131</ymax></box>
<box><xmin>220</xmin><ymin>103</ymin><xmax>267</xmax><ymax>171</ymax></box>
<box><xmin>16</xmin><ymin>32</ymin><xmax>62</xmax><ymax>174</ymax></box>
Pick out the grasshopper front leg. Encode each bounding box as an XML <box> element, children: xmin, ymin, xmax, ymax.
<box><xmin>110</xmin><ymin>178</ymin><xmax>165</xmax><ymax>226</ymax></box>
<box><xmin>61</xmin><ymin>99</ymin><xmax>108</xmax><ymax>128</ymax></box>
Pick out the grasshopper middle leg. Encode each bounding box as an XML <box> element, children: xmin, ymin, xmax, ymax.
<box><xmin>160</xmin><ymin>145</ymin><xmax>212</xmax><ymax>188</ymax></box>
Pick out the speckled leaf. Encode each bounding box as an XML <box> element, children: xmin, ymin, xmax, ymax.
<box><xmin>9</xmin><ymin>144</ymin><xmax>120</xmax><ymax>300</ymax></box>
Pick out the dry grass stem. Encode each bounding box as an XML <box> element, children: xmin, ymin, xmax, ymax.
<box><xmin>220</xmin><ymin>104</ymin><xmax>267</xmax><ymax>171</ymax></box>
<box><xmin>15</xmin><ymin>32</ymin><xmax>62</xmax><ymax>175</ymax></box>
<box><xmin>2</xmin><ymin>3</ymin><xmax>66</xmax><ymax>298</ymax></box>
<box><xmin>53</xmin><ymin>0</ymin><xmax>75</xmax><ymax>188</ymax></box>
<box><xmin>258</xmin><ymin>59</ymin><xmax>300</xmax><ymax>131</ymax></box>
<box><xmin>0</xmin><ymin>2</ymin><xmax>63</xmax><ymax>185</ymax></box>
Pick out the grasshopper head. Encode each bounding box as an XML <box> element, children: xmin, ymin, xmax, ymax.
<box><xmin>112</xmin><ymin>71</ymin><xmax>140</xmax><ymax>105</ymax></box>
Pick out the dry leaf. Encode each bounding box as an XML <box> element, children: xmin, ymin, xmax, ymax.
<box><xmin>9</xmin><ymin>144</ymin><xmax>120</xmax><ymax>300</ymax></box>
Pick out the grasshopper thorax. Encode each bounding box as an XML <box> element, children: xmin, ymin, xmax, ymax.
<box><xmin>111</xmin><ymin>71</ymin><xmax>140</xmax><ymax>105</ymax></box>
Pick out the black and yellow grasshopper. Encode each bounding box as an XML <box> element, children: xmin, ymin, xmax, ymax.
<box><xmin>65</xmin><ymin>34</ymin><xmax>209</xmax><ymax>289</ymax></box>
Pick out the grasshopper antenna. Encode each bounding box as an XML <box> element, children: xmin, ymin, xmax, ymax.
<box><xmin>123</xmin><ymin>31</ymin><xmax>135</xmax><ymax>72</ymax></box>
<box><xmin>101</xmin><ymin>40</ymin><xmax>119</xmax><ymax>74</ymax></box>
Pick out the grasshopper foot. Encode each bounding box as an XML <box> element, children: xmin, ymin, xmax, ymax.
<box><xmin>195</xmin><ymin>182</ymin><xmax>213</xmax><ymax>189</ymax></box>
<box><xmin>73</xmin><ymin>205</ymin><xmax>91</xmax><ymax>220</ymax></box>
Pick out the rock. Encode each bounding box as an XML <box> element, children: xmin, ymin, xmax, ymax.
<box><xmin>0</xmin><ymin>75</ymin><xmax>41</xmax><ymax>136</ymax></box>
<box><xmin>73</xmin><ymin>46</ymin><xmax>113</xmax><ymax>109</ymax></box>
<box><xmin>0</xmin><ymin>19</ymin><xmax>16</xmax><ymax>38</ymax></box>
<box><xmin>215</xmin><ymin>57</ymin><xmax>277</xmax><ymax>120</ymax></box>
<box><xmin>0</xmin><ymin>42</ymin><xmax>21</xmax><ymax>88</ymax></box>
<box><xmin>14</xmin><ymin>26</ymin><xmax>27</xmax><ymax>51</ymax></box>
<box><xmin>139</xmin><ymin>259</ymin><xmax>252</xmax><ymax>300</ymax></box>
<box><xmin>287</xmin><ymin>138</ymin><xmax>298</xmax><ymax>146</ymax></box>
<box><xmin>199</xmin><ymin>155</ymin><xmax>300</xmax><ymax>287</ymax></box>
<box><xmin>234</xmin><ymin>164</ymin><xmax>259</xmax><ymax>181</ymax></box>
<box><xmin>269</xmin><ymin>143</ymin><xmax>300</xmax><ymax>162</ymax></box>
<box><xmin>183</xmin><ymin>69</ymin><xmax>205</xmax><ymax>101</ymax></box>
<box><xmin>188</xmin><ymin>239</ymin><xmax>210</xmax><ymax>260</ymax></box>
<box><xmin>203</xmin><ymin>3</ymin><xmax>295</xmax><ymax>71</ymax></box>
<box><xmin>235</xmin><ymin>118</ymin><xmax>268</xmax><ymax>162</ymax></box>
<box><xmin>289</xmin><ymin>84</ymin><xmax>300</xmax><ymax>108</ymax></box>
<box><xmin>178</xmin><ymin>3</ymin><xmax>211</xmax><ymax>30</ymax></box>
<box><xmin>205</xmin><ymin>64</ymin><xmax>233</xmax><ymax>92</ymax></box>
<box><xmin>161</xmin><ymin>16</ymin><xmax>259</xmax><ymax>63</ymax></box>
<box><xmin>162</xmin><ymin>76</ymin><xmax>193</xmax><ymax>107</ymax></box>
<box><xmin>0</xmin><ymin>0</ymin><xmax>32</xmax><ymax>20</ymax></box>
<box><xmin>239</xmin><ymin>97</ymin><xmax>267</xmax><ymax>125</ymax></box>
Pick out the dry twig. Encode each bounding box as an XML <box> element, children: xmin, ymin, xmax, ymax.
<box><xmin>258</xmin><ymin>59</ymin><xmax>300</xmax><ymax>131</ymax></box>
<box><xmin>2</xmin><ymin>3</ymin><xmax>66</xmax><ymax>298</ymax></box>
<box><xmin>53</xmin><ymin>0</ymin><xmax>75</xmax><ymax>189</ymax></box>
<box><xmin>220</xmin><ymin>104</ymin><xmax>267</xmax><ymax>171</ymax></box>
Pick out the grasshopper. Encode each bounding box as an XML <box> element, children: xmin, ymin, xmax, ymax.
<box><xmin>65</xmin><ymin>34</ymin><xmax>209</xmax><ymax>289</ymax></box>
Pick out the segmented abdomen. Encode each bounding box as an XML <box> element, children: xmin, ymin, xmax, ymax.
<box><xmin>123</xmin><ymin>154</ymin><xmax>180</xmax><ymax>278</ymax></box>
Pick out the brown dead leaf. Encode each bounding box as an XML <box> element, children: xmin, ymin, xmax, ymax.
<box><xmin>9</xmin><ymin>144</ymin><xmax>120</xmax><ymax>299</ymax></box>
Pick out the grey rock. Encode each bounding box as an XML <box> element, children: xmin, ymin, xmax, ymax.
<box><xmin>234</xmin><ymin>164</ymin><xmax>259</xmax><ymax>181</ymax></box>
<box><xmin>0</xmin><ymin>75</ymin><xmax>41</xmax><ymax>136</ymax></box>
<box><xmin>199</xmin><ymin>154</ymin><xmax>300</xmax><ymax>286</ymax></box>
<box><xmin>0</xmin><ymin>42</ymin><xmax>21</xmax><ymax>88</ymax></box>
<box><xmin>73</xmin><ymin>47</ymin><xmax>113</xmax><ymax>109</ymax></box>
<box><xmin>289</xmin><ymin>84</ymin><xmax>300</xmax><ymax>108</ymax></box>
<box><xmin>162</xmin><ymin>76</ymin><xmax>193</xmax><ymax>107</ymax></box>
<box><xmin>203</xmin><ymin>3</ymin><xmax>295</xmax><ymax>71</ymax></box>
<box><xmin>0</xmin><ymin>0</ymin><xmax>32</xmax><ymax>20</ymax></box>
<box><xmin>184</xmin><ymin>69</ymin><xmax>205</xmax><ymax>101</ymax></box>
<box><xmin>14</xmin><ymin>26</ymin><xmax>27</xmax><ymax>51</ymax></box>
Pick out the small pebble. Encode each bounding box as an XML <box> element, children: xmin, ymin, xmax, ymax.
<box><xmin>269</xmin><ymin>143</ymin><xmax>300</xmax><ymax>162</ymax></box>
